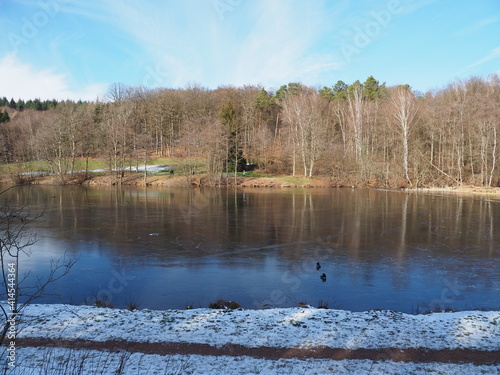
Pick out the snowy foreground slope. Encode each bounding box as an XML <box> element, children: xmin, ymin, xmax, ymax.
<box><xmin>7</xmin><ymin>304</ymin><xmax>500</xmax><ymax>374</ymax></box>
<box><xmin>18</xmin><ymin>304</ymin><xmax>500</xmax><ymax>350</ymax></box>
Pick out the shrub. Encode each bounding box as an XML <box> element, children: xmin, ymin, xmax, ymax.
<box><xmin>208</xmin><ymin>299</ymin><xmax>241</xmax><ymax>309</ymax></box>
<box><xmin>318</xmin><ymin>300</ymin><xmax>329</xmax><ymax>309</ymax></box>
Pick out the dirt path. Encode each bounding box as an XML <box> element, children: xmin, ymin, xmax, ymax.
<box><xmin>16</xmin><ymin>338</ymin><xmax>500</xmax><ymax>365</ymax></box>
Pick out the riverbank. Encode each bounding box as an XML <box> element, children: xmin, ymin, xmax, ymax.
<box><xmin>3</xmin><ymin>169</ymin><xmax>500</xmax><ymax>191</ymax></box>
<box><xmin>3</xmin><ymin>172</ymin><xmax>360</xmax><ymax>188</ymax></box>
<box><xmin>9</xmin><ymin>304</ymin><xmax>500</xmax><ymax>374</ymax></box>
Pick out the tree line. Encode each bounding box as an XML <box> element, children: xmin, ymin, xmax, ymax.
<box><xmin>0</xmin><ymin>74</ymin><xmax>499</xmax><ymax>187</ymax></box>
<box><xmin>0</xmin><ymin>97</ymin><xmax>61</xmax><ymax>111</ymax></box>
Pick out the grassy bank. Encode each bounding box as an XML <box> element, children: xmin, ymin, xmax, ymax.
<box><xmin>0</xmin><ymin>157</ymin><xmax>358</xmax><ymax>188</ymax></box>
<box><xmin>2</xmin><ymin>158</ymin><xmax>500</xmax><ymax>194</ymax></box>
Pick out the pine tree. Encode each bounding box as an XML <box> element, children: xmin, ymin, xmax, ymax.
<box><xmin>319</xmin><ymin>81</ymin><xmax>348</xmax><ymax>100</ymax></box>
<box><xmin>34</xmin><ymin>98</ymin><xmax>42</xmax><ymax>110</ymax></box>
<box><xmin>16</xmin><ymin>99</ymin><xmax>25</xmax><ymax>111</ymax></box>
<box><xmin>333</xmin><ymin>80</ymin><xmax>348</xmax><ymax>99</ymax></box>
<box><xmin>363</xmin><ymin>76</ymin><xmax>387</xmax><ymax>100</ymax></box>
<box><xmin>220</xmin><ymin>101</ymin><xmax>246</xmax><ymax>173</ymax></box>
<box><xmin>255</xmin><ymin>89</ymin><xmax>276</xmax><ymax>123</ymax></box>
<box><xmin>0</xmin><ymin>110</ymin><xmax>10</xmax><ymax>123</ymax></box>
<box><xmin>319</xmin><ymin>86</ymin><xmax>334</xmax><ymax>100</ymax></box>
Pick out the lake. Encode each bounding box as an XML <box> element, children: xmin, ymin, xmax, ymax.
<box><xmin>2</xmin><ymin>185</ymin><xmax>499</xmax><ymax>313</ymax></box>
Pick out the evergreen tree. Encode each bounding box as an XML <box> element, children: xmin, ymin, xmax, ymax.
<box><xmin>363</xmin><ymin>76</ymin><xmax>387</xmax><ymax>100</ymax></box>
<box><xmin>8</xmin><ymin>98</ymin><xmax>16</xmax><ymax>109</ymax></box>
<box><xmin>348</xmin><ymin>80</ymin><xmax>363</xmax><ymax>97</ymax></box>
<box><xmin>255</xmin><ymin>89</ymin><xmax>270</xmax><ymax>110</ymax></box>
<box><xmin>332</xmin><ymin>80</ymin><xmax>348</xmax><ymax>99</ymax></box>
<box><xmin>25</xmin><ymin>99</ymin><xmax>34</xmax><ymax>109</ymax></box>
<box><xmin>16</xmin><ymin>99</ymin><xmax>25</xmax><ymax>111</ymax></box>
<box><xmin>320</xmin><ymin>80</ymin><xmax>348</xmax><ymax>100</ymax></box>
<box><xmin>33</xmin><ymin>98</ymin><xmax>43</xmax><ymax>110</ymax></box>
<box><xmin>255</xmin><ymin>88</ymin><xmax>277</xmax><ymax>123</ymax></box>
<box><xmin>0</xmin><ymin>110</ymin><xmax>10</xmax><ymax>123</ymax></box>
<box><xmin>319</xmin><ymin>86</ymin><xmax>334</xmax><ymax>100</ymax></box>
<box><xmin>275</xmin><ymin>82</ymin><xmax>303</xmax><ymax>102</ymax></box>
<box><xmin>220</xmin><ymin>101</ymin><xmax>246</xmax><ymax>173</ymax></box>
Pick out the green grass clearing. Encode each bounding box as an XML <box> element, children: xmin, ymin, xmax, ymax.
<box><xmin>278</xmin><ymin>176</ymin><xmax>311</xmax><ymax>186</ymax></box>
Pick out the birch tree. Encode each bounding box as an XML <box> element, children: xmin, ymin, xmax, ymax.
<box><xmin>347</xmin><ymin>81</ymin><xmax>364</xmax><ymax>163</ymax></box>
<box><xmin>282</xmin><ymin>89</ymin><xmax>325</xmax><ymax>177</ymax></box>
<box><xmin>391</xmin><ymin>85</ymin><xmax>418</xmax><ymax>183</ymax></box>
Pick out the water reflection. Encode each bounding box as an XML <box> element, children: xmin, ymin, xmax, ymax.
<box><xmin>2</xmin><ymin>185</ymin><xmax>499</xmax><ymax>313</ymax></box>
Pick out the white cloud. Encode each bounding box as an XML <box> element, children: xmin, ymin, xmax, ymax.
<box><xmin>0</xmin><ymin>53</ymin><xmax>106</xmax><ymax>101</ymax></box>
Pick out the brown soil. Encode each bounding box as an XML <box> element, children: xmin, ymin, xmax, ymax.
<box><xmin>16</xmin><ymin>338</ymin><xmax>500</xmax><ymax>365</ymax></box>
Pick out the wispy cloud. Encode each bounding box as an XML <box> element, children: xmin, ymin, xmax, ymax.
<box><xmin>81</xmin><ymin>0</ymin><xmax>208</xmax><ymax>87</ymax></box>
<box><xmin>453</xmin><ymin>46</ymin><xmax>500</xmax><ymax>77</ymax></box>
<box><xmin>63</xmin><ymin>0</ymin><xmax>344</xmax><ymax>89</ymax></box>
<box><xmin>2</xmin><ymin>0</ymin><xmax>496</xmax><ymax>97</ymax></box>
<box><xmin>467</xmin><ymin>47</ymin><xmax>500</xmax><ymax>69</ymax></box>
<box><xmin>229</xmin><ymin>0</ymin><xmax>320</xmax><ymax>86</ymax></box>
<box><xmin>456</xmin><ymin>15</ymin><xmax>500</xmax><ymax>36</ymax></box>
<box><xmin>398</xmin><ymin>0</ymin><xmax>440</xmax><ymax>15</ymax></box>
<box><xmin>208</xmin><ymin>0</ymin><xmax>345</xmax><ymax>87</ymax></box>
<box><xmin>0</xmin><ymin>53</ymin><xmax>106</xmax><ymax>100</ymax></box>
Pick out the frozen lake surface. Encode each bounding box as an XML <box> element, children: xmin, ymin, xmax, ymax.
<box><xmin>3</xmin><ymin>185</ymin><xmax>499</xmax><ymax>313</ymax></box>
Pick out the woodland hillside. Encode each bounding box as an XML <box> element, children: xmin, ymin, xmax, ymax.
<box><xmin>1</xmin><ymin>75</ymin><xmax>499</xmax><ymax>188</ymax></box>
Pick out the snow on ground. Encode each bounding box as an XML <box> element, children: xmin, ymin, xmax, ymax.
<box><xmin>18</xmin><ymin>304</ymin><xmax>500</xmax><ymax>350</ymax></box>
<box><xmin>6</xmin><ymin>347</ymin><xmax>499</xmax><ymax>375</ymax></box>
<box><xmin>4</xmin><ymin>304</ymin><xmax>499</xmax><ymax>374</ymax></box>
<box><xmin>21</xmin><ymin>164</ymin><xmax>173</xmax><ymax>176</ymax></box>
<box><xmin>87</xmin><ymin>165</ymin><xmax>173</xmax><ymax>174</ymax></box>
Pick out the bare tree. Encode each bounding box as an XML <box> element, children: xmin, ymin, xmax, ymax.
<box><xmin>0</xmin><ymin>187</ymin><xmax>76</xmax><ymax>350</ymax></box>
<box><xmin>102</xmin><ymin>100</ymin><xmax>135</xmax><ymax>185</ymax></box>
<box><xmin>390</xmin><ymin>86</ymin><xmax>418</xmax><ymax>183</ymax></box>
<box><xmin>105</xmin><ymin>82</ymin><xmax>130</xmax><ymax>103</ymax></box>
<box><xmin>282</xmin><ymin>88</ymin><xmax>326</xmax><ymax>177</ymax></box>
<box><xmin>347</xmin><ymin>81</ymin><xmax>364</xmax><ymax>164</ymax></box>
<box><xmin>34</xmin><ymin>110</ymin><xmax>71</xmax><ymax>182</ymax></box>
<box><xmin>1</xmin><ymin>76</ymin><xmax>499</xmax><ymax>188</ymax></box>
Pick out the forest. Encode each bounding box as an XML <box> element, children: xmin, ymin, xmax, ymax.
<box><xmin>0</xmin><ymin>74</ymin><xmax>499</xmax><ymax>188</ymax></box>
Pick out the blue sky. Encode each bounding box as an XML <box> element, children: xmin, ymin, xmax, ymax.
<box><xmin>0</xmin><ymin>0</ymin><xmax>499</xmax><ymax>101</ymax></box>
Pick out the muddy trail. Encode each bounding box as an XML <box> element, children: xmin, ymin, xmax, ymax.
<box><xmin>16</xmin><ymin>338</ymin><xmax>500</xmax><ymax>365</ymax></box>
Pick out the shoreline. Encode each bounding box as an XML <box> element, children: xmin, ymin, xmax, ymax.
<box><xmin>3</xmin><ymin>172</ymin><xmax>500</xmax><ymax>195</ymax></box>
